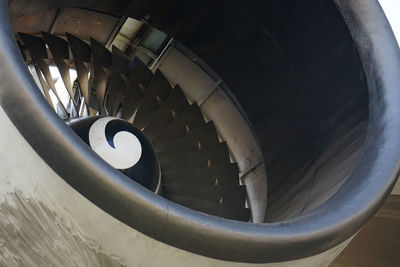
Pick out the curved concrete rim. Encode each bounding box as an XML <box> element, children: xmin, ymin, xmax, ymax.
<box><xmin>1</xmin><ymin>0</ymin><xmax>400</xmax><ymax>263</ymax></box>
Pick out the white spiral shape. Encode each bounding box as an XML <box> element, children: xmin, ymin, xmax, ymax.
<box><xmin>88</xmin><ymin>117</ymin><xmax>142</xmax><ymax>169</ymax></box>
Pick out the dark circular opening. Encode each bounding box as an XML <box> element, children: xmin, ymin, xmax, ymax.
<box><xmin>11</xmin><ymin>1</ymin><xmax>370</xmax><ymax>222</ymax></box>
<box><xmin>2</xmin><ymin>0</ymin><xmax>400</xmax><ymax>263</ymax></box>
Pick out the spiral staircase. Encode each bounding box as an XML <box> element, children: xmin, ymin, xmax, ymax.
<box><xmin>0</xmin><ymin>0</ymin><xmax>400</xmax><ymax>266</ymax></box>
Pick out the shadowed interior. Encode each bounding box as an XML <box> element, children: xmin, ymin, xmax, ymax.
<box><xmin>9</xmin><ymin>0</ymin><xmax>369</xmax><ymax>223</ymax></box>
